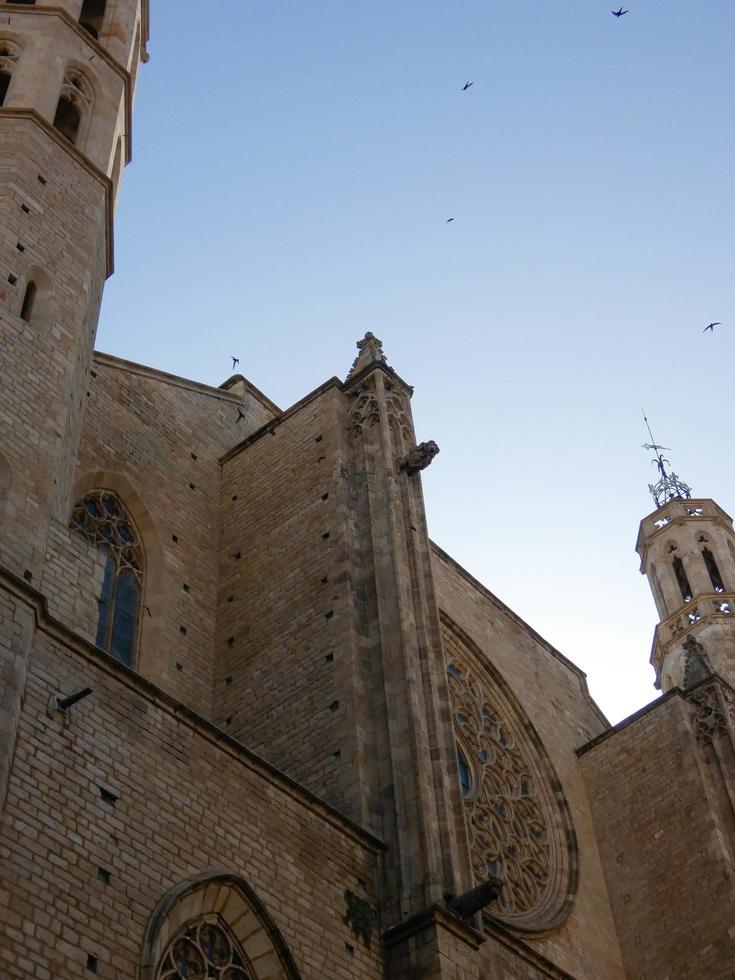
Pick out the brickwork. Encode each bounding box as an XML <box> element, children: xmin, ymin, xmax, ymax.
<box><xmin>431</xmin><ymin>545</ymin><xmax>626</xmax><ymax>979</ymax></box>
<box><xmin>0</xmin><ymin>588</ymin><xmax>384</xmax><ymax>980</ymax></box>
<box><xmin>0</xmin><ymin>115</ymin><xmax>109</xmax><ymax>578</ymax></box>
<box><xmin>217</xmin><ymin>383</ymin><xmax>361</xmax><ymax>817</ymax></box>
<box><xmin>579</xmin><ymin>686</ymin><xmax>735</xmax><ymax>979</ymax></box>
<box><xmin>74</xmin><ymin>355</ymin><xmax>276</xmax><ymax>716</ymax></box>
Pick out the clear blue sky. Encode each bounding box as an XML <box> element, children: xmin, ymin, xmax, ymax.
<box><xmin>99</xmin><ymin>1</ymin><xmax>735</xmax><ymax>723</ymax></box>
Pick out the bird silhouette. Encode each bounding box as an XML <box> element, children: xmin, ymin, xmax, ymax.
<box><xmin>703</xmin><ymin>322</ymin><xmax>722</xmax><ymax>333</ymax></box>
<box><xmin>236</xmin><ymin>408</ymin><xmax>246</xmax><ymax>423</ymax></box>
<box><xmin>231</xmin><ymin>356</ymin><xmax>239</xmax><ymax>370</ymax></box>
<box><xmin>462</xmin><ymin>81</ymin><xmax>474</xmax><ymax>91</ymax></box>
<box><xmin>446</xmin><ymin>217</ymin><xmax>455</xmax><ymax>223</ymax></box>
<box><xmin>612</xmin><ymin>7</ymin><xmax>629</xmax><ymax>16</ymax></box>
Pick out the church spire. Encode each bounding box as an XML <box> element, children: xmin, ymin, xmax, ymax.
<box><xmin>346</xmin><ymin>331</ymin><xmax>389</xmax><ymax>381</ymax></box>
<box><xmin>642</xmin><ymin>411</ymin><xmax>692</xmax><ymax>509</ymax></box>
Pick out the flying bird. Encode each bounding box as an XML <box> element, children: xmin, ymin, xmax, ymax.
<box><xmin>612</xmin><ymin>7</ymin><xmax>628</xmax><ymax>16</ymax></box>
<box><xmin>446</xmin><ymin>217</ymin><xmax>455</xmax><ymax>223</ymax></box>
<box><xmin>231</xmin><ymin>355</ymin><xmax>239</xmax><ymax>370</ymax></box>
<box><xmin>462</xmin><ymin>81</ymin><xmax>473</xmax><ymax>91</ymax></box>
<box><xmin>703</xmin><ymin>322</ymin><xmax>722</xmax><ymax>333</ymax></box>
<box><xmin>236</xmin><ymin>408</ymin><xmax>246</xmax><ymax>423</ymax></box>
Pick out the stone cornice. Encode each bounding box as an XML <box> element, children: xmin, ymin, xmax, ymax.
<box><xmin>0</xmin><ymin>566</ymin><xmax>385</xmax><ymax>854</ymax></box>
<box><xmin>0</xmin><ymin>107</ymin><xmax>114</xmax><ymax>276</ymax></box>
<box><xmin>92</xmin><ymin>351</ymin><xmax>281</xmax><ymax>414</ymax></box>
<box><xmin>4</xmin><ymin>5</ymin><xmax>135</xmax><ymax>163</ymax></box>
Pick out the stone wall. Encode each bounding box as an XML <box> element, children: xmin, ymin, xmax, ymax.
<box><xmin>0</xmin><ymin>590</ymin><xmax>384</xmax><ymax>980</ymax></box>
<box><xmin>579</xmin><ymin>685</ymin><xmax>735</xmax><ymax>979</ymax></box>
<box><xmin>72</xmin><ymin>354</ymin><xmax>276</xmax><ymax>717</ymax></box>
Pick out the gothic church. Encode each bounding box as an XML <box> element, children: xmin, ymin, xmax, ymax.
<box><xmin>1</xmin><ymin>3</ymin><xmax>735</xmax><ymax>978</ymax></box>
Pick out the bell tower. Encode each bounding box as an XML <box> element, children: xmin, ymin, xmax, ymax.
<box><xmin>636</xmin><ymin>424</ymin><xmax>735</xmax><ymax>691</ymax></box>
<box><xmin>0</xmin><ymin>0</ymin><xmax>149</xmax><ymax>580</ymax></box>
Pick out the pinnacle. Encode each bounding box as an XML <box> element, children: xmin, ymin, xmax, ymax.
<box><xmin>346</xmin><ymin>332</ymin><xmax>389</xmax><ymax>381</ymax></box>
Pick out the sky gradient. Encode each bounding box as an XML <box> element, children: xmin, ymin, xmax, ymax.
<box><xmin>98</xmin><ymin>1</ymin><xmax>735</xmax><ymax>723</ymax></box>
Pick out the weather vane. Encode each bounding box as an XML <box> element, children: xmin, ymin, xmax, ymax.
<box><xmin>642</xmin><ymin>411</ymin><xmax>692</xmax><ymax>508</ymax></box>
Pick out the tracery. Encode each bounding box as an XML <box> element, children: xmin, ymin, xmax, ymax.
<box><xmin>70</xmin><ymin>490</ymin><xmax>142</xmax><ymax>666</ymax></box>
<box><xmin>443</xmin><ymin>618</ymin><xmax>575</xmax><ymax>930</ymax></box>
<box><xmin>157</xmin><ymin>918</ymin><xmax>254</xmax><ymax>980</ymax></box>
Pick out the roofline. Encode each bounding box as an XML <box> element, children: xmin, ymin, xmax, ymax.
<box><xmin>430</xmin><ymin>540</ymin><xmax>610</xmax><ymax>728</ymax></box>
<box><xmin>92</xmin><ymin>351</ymin><xmax>281</xmax><ymax>414</ymax></box>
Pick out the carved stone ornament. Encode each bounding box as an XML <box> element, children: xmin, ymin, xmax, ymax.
<box><xmin>443</xmin><ymin>617</ymin><xmax>577</xmax><ymax>933</ymax></box>
<box><xmin>689</xmin><ymin>683</ymin><xmax>731</xmax><ymax>744</ymax></box>
<box><xmin>346</xmin><ymin>331</ymin><xmax>388</xmax><ymax>381</ymax></box>
<box><xmin>344</xmin><ymin>890</ymin><xmax>378</xmax><ymax>947</ymax></box>
<box><xmin>398</xmin><ymin>441</ymin><xmax>439</xmax><ymax>475</ymax></box>
<box><xmin>682</xmin><ymin>635</ymin><xmax>713</xmax><ymax>690</ymax></box>
<box><xmin>348</xmin><ymin>379</ymin><xmax>380</xmax><ymax>438</ymax></box>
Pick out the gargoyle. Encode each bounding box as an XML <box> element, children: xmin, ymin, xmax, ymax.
<box><xmin>444</xmin><ymin>877</ymin><xmax>503</xmax><ymax>919</ymax></box>
<box><xmin>398</xmin><ymin>440</ymin><xmax>439</xmax><ymax>475</ymax></box>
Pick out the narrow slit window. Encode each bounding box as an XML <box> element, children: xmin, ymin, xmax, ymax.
<box><xmin>702</xmin><ymin>548</ymin><xmax>726</xmax><ymax>593</ymax></box>
<box><xmin>71</xmin><ymin>491</ymin><xmax>143</xmax><ymax>668</ymax></box>
<box><xmin>0</xmin><ymin>72</ymin><xmax>10</xmax><ymax>107</ymax></box>
<box><xmin>673</xmin><ymin>556</ymin><xmax>693</xmax><ymax>603</ymax></box>
<box><xmin>19</xmin><ymin>280</ymin><xmax>36</xmax><ymax>322</ymax></box>
<box><xmin>79</xmin><ymin>0</ymin><xmax>106</xmax><ymax>39</ymax></box>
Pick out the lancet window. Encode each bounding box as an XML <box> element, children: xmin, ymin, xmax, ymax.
<box><xmin>157</xmin><ymin>919</ymin><xmax>254</xmax><ymax>980</ymax></box>
<box><xmin>79</xmin><ymin>0</ymin><xmax>106</xmax><ymax>39</ymax></box>
<box><xmin>53</xmin><ymin>67</ymin><xmax>93</xmax><ymax>145</ymax></box>
<box><xmin>0</xmin><ymin>39</ymin><xmax>20</xmax><ymax>107</ymax></box>
<box><xmin>702</xmin><ymin>548</ymin><xmax>726</xmax><ymax>594</ymax></box>
<box><xmin>71</xmin><ymin>490</ymin><xmax>143</xmax><ymax>667</ymax></box>
<box><xmin>673</xmin><ymin>556</ymin><xmax>693</xmax><ymax>603</ymax></box>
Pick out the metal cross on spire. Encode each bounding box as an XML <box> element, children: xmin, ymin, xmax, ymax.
<box><xmin>642</xmin><ymin>411</ymin><xmax>692</xmax><ymax>509</ymax></box>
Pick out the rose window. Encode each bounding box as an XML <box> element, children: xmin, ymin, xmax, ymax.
<box><xmin>443</xmin><ymin>618</ymin><xmax>576</xmax><ymax>932</ymax></box>
<box><xmin>157</xmin><ymin>919</ymin><xmax>254</xmax><ymax>979</ymax></box>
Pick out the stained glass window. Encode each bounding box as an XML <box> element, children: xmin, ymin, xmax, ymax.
<box><xmin>71</xmin><ymin>491</ymin><xmax>142</xmax><ymax>667</ymax></box>
<box><xmin>157</xmin><ymin>919</ymin><xmax>254</xmax><ymax>980</ymax></box>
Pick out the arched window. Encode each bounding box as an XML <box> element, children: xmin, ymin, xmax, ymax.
<box><xmin>702</xmin><ymin>548</ymin><xmax>726</xmax><ymax>593</ymax></box>
<box><xmin>673</xmin><ymin>556</ymin><xmax>693</xmax><ymax>603</ymax></box>
<box><xmin>142</xmin><ymin>874</ymin><xmax>302</xmax><ymax>980</ymax></box>
<box><xmin>71</xmin><ymin>490</ymin><xmax>143</xmax><ymax>667</ymax></box>
<box><xmin>19</xmin><ymin>280</ymin><xmax>36</xmax><ymax>322</ymax></box>
<box><xmin>0</xmin><ymin>39</ymin><xmax>20</xmax><ymax>107</ymax></box>
<box><xmin>53</xmin><ymin>67</ymin><xmax>93</xmax><ymax>146</ymax></box>
<box><xmin>157</xmin><ymin>920</ymin><xmax>254</xmax><ymax>979</ymax></box>
<box><xmin>79</xmin><ymin>0</ymin><xmax>106</xmax><ymax>40</ymax></box>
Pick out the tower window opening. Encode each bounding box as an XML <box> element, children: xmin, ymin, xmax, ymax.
<box><xmin>53</xmin><ymin>95</ymin><xmax>81</xmax><ymax>144</ymax></box>
<box><xmin>19</xmin><ymin>280</ymin><xmax>36</xmax><ymax>322</ymax></box>
<box><xmin>79</xmin><ymin>0</ymin><xmax>106</xmax><ymax>39</ymax></box>
<box><xmin>673</xmin><ymin>556</ymin><xmax>693</xmax><ymax>603</ymax></box>
<box><xmin>0</xmin><ymin>72</ymin><xmax>10</xmax><ymax>107</ymax></box>
<box><xmin>702</xmin><ymin>548</ymin><xmax>726</xmax><ymax>593</ymax></box>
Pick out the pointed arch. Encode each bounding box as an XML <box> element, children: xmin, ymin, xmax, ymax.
<box><xmin>71</xmin><ymin>471</ymin><xmax>164</xmax><ymax>677</ymax></box>
<box><xmin>54</xmin><ymin>64</ymin><xmax>95</xmax><ymax>147</ymax></box>
<box><xmin>141</xmin><ymin>872</ymin><xmax>302</xmax><ymax>980</ymax></box>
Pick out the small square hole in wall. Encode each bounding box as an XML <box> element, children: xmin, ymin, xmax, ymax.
<box><xmin>315</xmin><ymin>434</ymin><xmax>323</xmax><ymax>443</ymax></box>
<box><xmin>231</xmin><ymin>495</ymin><xmax>238</xmax><ymax>502</ymax></box>
<box><xmin>7</xmin><ymin>274</ymin><xmax>17</xmax><ymax>285</ymax></box>
<box><xmin>329</xmin><ymin>700</ymin><xmax>339</xmax><ymax>713</ymax></box>
<box><xmin>325</xmin><ymin>653</ymin><xmax>334</xmax><ymax>664</ymax></box>
<box><xmin>321</xmin><ymin>577</ymin><xmax>328</xmax><ymax>585</ymax></box>
<box><xmin>179</xmin><ymin>625</ymin><xmax>187</xmax><ymax>635</ymax></box>
<box><xmin>37</xmin><ymin>175</ymin><xmax>47</xmax><ymax>186</ymax></box>
<box><xmin>321</xmin><ymin>493</ymin><xmax>329</xmax><ymax>501</ymax></box>
<box><xmin>345</xmin><ymin>943</ymin><xmax>354</xmax><ymax>956</ymax></box>
<box><xmin>233</xmin><ymin>552</ymin><xmax>241</xmax><ymax>561</ymax></box>
<box><xmin>322</xmin><ymin>531</ymin><xmax>330</xmax><ymax>540</ymax></box>
<box><xmin>86</xmin><ymin>954</ymin><xmax>98</xmax><ymax>973</ymax></box>
<box><xmin>225</xmin><ymin>675</ymin><xmax>233</xmax><ymax>685</ymax></box>
<box><xmin>21</xmin><ymin>204</ymin><xmax>30</xmax><ymax>214</ymax></box>
<box><xmin>175</xmin><ymin>662</ymin><xmax>183</xmax><ymax>672</ymax></box>
<box><xmin>226</xmin><ymin>637</ymin><xmax>234</xmax><ymax>647</ymax></box>
<box><xmin>97</xmin><ymin>867</ymin><xmax>111</xmax><ymax>885</ymax></box>
<box><xmin>190</xmin><ymin>452</ymin><xmax>198</xmax><ymax>460</ymax></box>
<box><xmin>224</xmin><ymin>717</ymin><xmax>232</xmax><ymax>727</ymax></box>
<box><xmin>99</xmin><ymin>786</ymin><xmax>118</xmax><ymax>806</ymax></box>
<box><xmin>189</xmin><ymin>482</ymin><xmax>196</xmax><ymax>490</ymax></box>
<box><xmin>227</xmin><ymin>595</ymin><xmax>234</xmax><ymax>603</ymax></box>
<box><xmin>16</xmin><ymin>243</ymin><xmax>24</xmax><ymax>252</ymax></box>
<box><xmin>23</xmin><ymin>569</ymin><xmax>32</xmax><ymax>582</ymax></box>
<box><xmin>172</xmin><ymin>534</ymin><xmax>178</xmax><ymax>543</ymax></box>
<box><xmin>182</xmin><ymin>583</ymin><xmax>190</xmax><ymax>593</ymax></box>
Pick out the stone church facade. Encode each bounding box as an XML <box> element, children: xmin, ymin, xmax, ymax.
<box><xmin>1</xmin><ymin>4</ymin><xmax>734</xmax><ymax>978</ymax></box>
